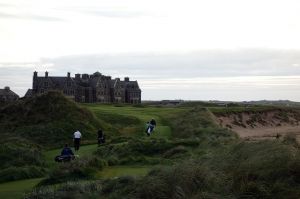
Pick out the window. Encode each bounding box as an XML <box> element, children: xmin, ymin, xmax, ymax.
<box><xmin>44</xmin><ymin>82</ymin><xmax>48</xmax><ymax>87</ymax></box>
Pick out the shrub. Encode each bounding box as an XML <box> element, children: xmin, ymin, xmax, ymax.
<box><xmin>39</xmin><ymin>156</ymin><xmax>105</xmax><ymax>185</ymax></box>
<box><xmin>25</xmin><ymin>181</ymin><xmax>103</xmax><ymax>199</ymax></box>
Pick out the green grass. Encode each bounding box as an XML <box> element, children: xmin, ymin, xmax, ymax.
<box><xmin>8</xmin><ymin>103</ymin><xmax>300</xmax><ymax>198</ymax></box>
<box><xmin>96</xmin><ymin>166</ymin><xmax>150</xmax><ymax>179</ymax></box>
<box><xmin>0</xmin><ymin>177</ymin><xmax>43</xmax><ymax>199</ymax></box>
<box><xmin>83</xmin><ymin>104</ymin><xmax>187</xmax><ymax>139</ymax></box>
<box><xmin>0</xmin><ymin>91</ymin><xmax>104</xmax><ymax>148</ymax></box>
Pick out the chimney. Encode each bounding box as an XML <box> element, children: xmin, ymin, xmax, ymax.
<box><xmin>45</xmin><ymin>71</ymin><xmax>48</xmax><ymax>78</ymax></box>
<box><xmin>67</xmin><ymin>72</ymin><xmax>71</xmax><ymax>78</ymax></box>
<box><xmin>75</xmin><ymin>73</ymin><xmax>81</xmax><ymax>79</ymax></box>
<box><xmin>124</xmin><ymin>77</ymin><xmax>129</xmax><ymax>82</ymax></box>
<box><xmin>82</xmin><ymin>74</ymin><xmax>89</xmax><ymax>79</ymax></box>
<box><xmin>4</xmin><ymin>86</ymin><xmax>10</xmax><ymax>91</ymax></box>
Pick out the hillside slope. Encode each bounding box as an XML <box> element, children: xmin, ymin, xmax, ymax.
<box><xmin>0</xmin><ymin>91</ymin><xmax>105</xmax><ymax>148</ymax></box>
<box><xmin>212</xmin><ymin>108</ymin><xmax>300</xmax><ymax>140</ymax></box>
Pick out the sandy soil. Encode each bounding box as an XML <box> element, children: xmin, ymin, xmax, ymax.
<box><xmin>230</xmin><ymin>125</ymin><xmax>300</xmax><ymax>140</ymax></box>
<box><xmin>214</xmin><ymin>110</ymin><xmax>300</xmax><ymax>142</ymax></box>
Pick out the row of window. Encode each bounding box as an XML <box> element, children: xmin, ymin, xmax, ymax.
<box><xmin>130</xmin><ymin>93</ymin><xmax>140</xmax><ymax>97</ymax></box>
<box><xmin>43</xmin><ymin>81</ymin><xmax>72</xmax><ymax>87</ymax></box>
<box><xmin>40</xmin><ymin>89</ymin><xmax>74</xmax><ymax>95</ymax></box>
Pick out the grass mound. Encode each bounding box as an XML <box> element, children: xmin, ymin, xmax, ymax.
<box><xmin>168</xmin><ymin>107</ymin><xmax>236</xmax><ymax>140</ymax></box>
<box><xmin>0</xmin><ymin>91</ymin><xmax>105</xmax><ymax>148</ymax></box>
<box><xmin>95</xmin><ymin>137</ymin><xmax>200</xmax><ymax>166</ymax></box>
<box><xmin>0</xmin><ymin>139</ymin><xmax>46</xmax><ymax>183</ymax></box>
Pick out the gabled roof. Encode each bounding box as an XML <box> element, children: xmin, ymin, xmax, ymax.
<box><xmin>0</xmin><ymin>88</ymin><xmax>19</xmax><ymax>97</ymax></box>
<box><xmin>25</xmin><ymin>89</ymin><xmax>33</xmax><ymax>97</ymax></box>
<box><xmin>125</xmin><ymin>81</ymin><xmax>140</xmax><ymax>90</ymax></box>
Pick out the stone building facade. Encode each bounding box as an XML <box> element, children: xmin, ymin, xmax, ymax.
<box><xmin>26</xmin><ymin>71</ymin><xmax>141</xmax><ymax>104</ymax></box>
<box><xmin>0</xmin><ymin>86</ymin><xmax>19</xmax><ymax>103</ymax></box>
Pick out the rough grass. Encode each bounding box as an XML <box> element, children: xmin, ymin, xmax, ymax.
<box><xmin>27</xmin><ymin>137</ymin><xmax>300</xmax><ymax>199</ymax></box>
<box><xmin>0</xmin><ymin>91</ymin><xmax>107</xmax><ymax>148</ymax></box>
<box><xmin>5</xmin><ymin>102</ymin><xmax>300</xmax><ymax>198</ymax></box>
<box><xmin>0</xmin><ymin>139</ymin><xmax>46</xmax><ymax>183</ymax></box>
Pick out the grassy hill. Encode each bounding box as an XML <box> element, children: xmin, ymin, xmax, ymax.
<box><xmin>0</xmin><ymin>91</ymin><xmax>110</xmax><ymax>184</ymax></box>
<box><xmin>0</xmin><ymin>91</ymin><xmax>106</xmax><ymax>148</ymax></box>
<box><xmin>1</xmin><ymin>97</ymin><xmax>300</xmax><ymax>199</ymax></box>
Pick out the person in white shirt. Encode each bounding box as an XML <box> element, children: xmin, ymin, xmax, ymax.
<box><xmin>73</xmin><ymin>130</ymin><xmax>82</xmax><ymax>151</ymax></box>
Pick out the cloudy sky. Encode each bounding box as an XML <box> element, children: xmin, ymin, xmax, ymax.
<box><xmin>1</xmin><ymin>0</ymin><xmax>300</xmax><ymax>101</ymax></box>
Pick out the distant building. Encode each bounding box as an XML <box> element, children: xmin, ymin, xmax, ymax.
<box><xmin>160</xmin><ymin>100</ymin><xmax>184</xmax><ymax>106</ymax></box>
<box><xmin>26</xmin><ymin>71</ymin><xmax>141</xmax><ymax>104</ymax></box>
<box><xmin>0</xmin><ymin>86</ymin><xmax>19</xmax><ymax>103</ymax></box>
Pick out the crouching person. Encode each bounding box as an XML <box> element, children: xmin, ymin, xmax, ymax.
<box><xmin>55</xmin><ymin>144</ymin><xmax>75</xmax><ymax>162</ymax></box>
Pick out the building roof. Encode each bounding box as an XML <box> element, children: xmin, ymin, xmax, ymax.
<box><xmin>24</xmin><ymin>89</ymin><xmax>33</xmax><ymax>97</ymax></box>
<box><xmin>35</xmin><ymin>72</ymin><xmax>141</xmax><ymax>91</ymax></box>
<box><xmin>0</xmin><ymin>87</ymin><xmax>19</xmax><ymax>97</ymax></box>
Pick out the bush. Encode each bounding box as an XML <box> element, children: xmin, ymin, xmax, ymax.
<box><xmin>135</xmin><ymin>162</ymin><xmax>219</xmax><ymax>199</ymax></box>
<box><xmin>95</xmin><ymin>138</ymin><xmax>199</xmax><ymax>166</ymax></box>
<box><xmin>25</xmin><ymin>181</ymin><xmax>103</xmax><ymax>199</ymax></box>
<box><xmin>39</xmin><ymin>156</ymin><xmax>106</xmax><ymax>185</ymax></box>
<box><xmin>0</xmin><ymin>140</ymin><xmax>46</xmax><ymax>182</ymax></box>
<box><xmin>0</xmin><ymin>141</ymin><xmax>45</xmax><ymax>169</ymax></box>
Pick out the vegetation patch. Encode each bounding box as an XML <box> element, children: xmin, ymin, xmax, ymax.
<box><xmin>0</xmin><ymin>91</ymin><xmax>106</xmax><ymax>148</ymax></box>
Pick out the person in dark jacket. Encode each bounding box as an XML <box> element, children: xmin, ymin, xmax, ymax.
<box><xmin>149</xmin><ymin>118</ymin><xmax>157</xmax><ymax>132</ymax></box>
<box><xmin>61</xmin><ymin>144</ymin><xmax>74</xmax><ymax>156</ymax></box>
<box><xmin>55</xmin><ymin>144</ymin><xmax>75</xmax><ymax>162</ymax></box>
<box><xmin>97</xmin><ymin>129</ymin><xmax>105</xmax><ymax>146</ymax></box>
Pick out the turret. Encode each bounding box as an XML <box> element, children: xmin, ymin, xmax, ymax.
<box><xmin>67</xmin><ymin>72</ymin><xmax>71</xmax><ymax>78</ymax></box>
<box><xmin>33</xmin><ymin>71</ymin><xmax>38</xmax><ymax>90</ymax></box>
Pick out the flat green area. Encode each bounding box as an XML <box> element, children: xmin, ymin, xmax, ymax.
<box><xmin>0</xmin><ymin>178</ymin><xmax>43</xmax><ymax>199</ymax></box>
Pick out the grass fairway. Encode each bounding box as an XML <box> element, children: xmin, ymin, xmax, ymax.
<box><xmin>84</xmin><ymin>104</ymin><xmax>187</xmax><ymax>138</ymax></box>
<box><xmin>0</xmin><ymin>178</ymin><xmax>44</xmax><ymax>199</ymax></box>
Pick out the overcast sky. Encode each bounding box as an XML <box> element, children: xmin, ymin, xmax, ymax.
<box><xmin>1</xmin><ymin>0</ymin><xmax>300</xmax><ymax>101</ymax></box>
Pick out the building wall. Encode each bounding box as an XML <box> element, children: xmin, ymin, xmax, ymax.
<box><xmin>31</xmin><ymin>72</ymin><xmax>141</xmax><ymax>104</ymax></box>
